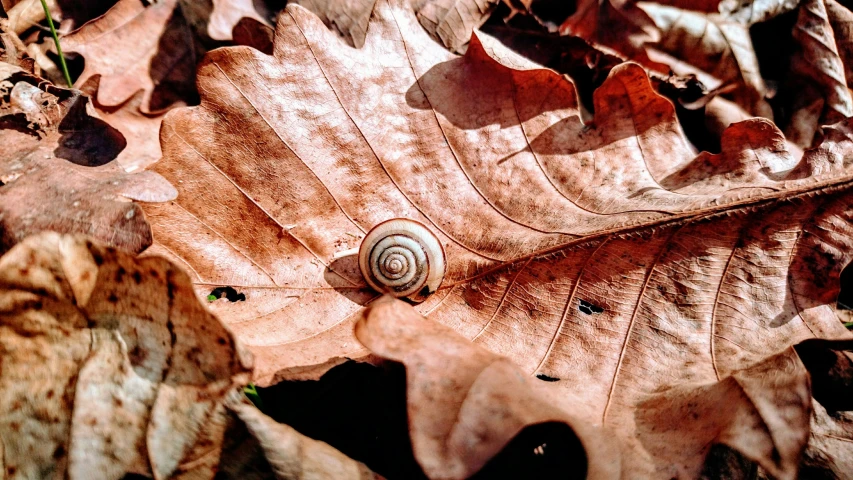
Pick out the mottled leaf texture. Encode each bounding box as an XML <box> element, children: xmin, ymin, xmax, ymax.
<box><xmin>0</xmin><ymin>233</ymin><xmax>253</xmax><ymax>479</ymax></box>
<box><xmin>295</xmin><ymin>0</ymin><xmax>499</xmax><ymax>51</ymax></box>
<box><xmin>0</xmin><ymin>63</ymin><xmax>176</xmax><ymax>254</ymax></box>
<box><xmin>60</xmin><ymin>0</ymin><xmax>197</xmax><ymax>113</ymax></box>
<box><xmin>143</xmin><ymin>0</ymin><xmax>853</xmax><ymax>475</ymax></box>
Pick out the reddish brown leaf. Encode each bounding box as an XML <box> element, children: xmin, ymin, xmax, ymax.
<box><xmin>60</xmin><ymin>0</ymin><xmax>197</xmax><ymax>113</ymax></box>
<box><xmin>140</xmin><ymin>1</ymin><xmax>853</xmax><ymax>475</ymax></box>
<box><xmin>790</xmin><ymin>0</ymin><xmax>853</xmax><ymax>127</ymax></box>
<box><xmin>355</xmin><ymin>296</ymin><xmax>617</xmax><ymax>479</ymax></box>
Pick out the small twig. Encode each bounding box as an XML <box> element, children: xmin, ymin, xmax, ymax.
<box><xmin>38</xmin><ymin>0</ymin><xmax>72</xmax><ymax>88</ymax></box>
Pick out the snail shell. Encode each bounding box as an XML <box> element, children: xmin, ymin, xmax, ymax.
<box><xmin>358</xmin><ymin>219</ymin><xmax>446</xmax><ymax>303</ymax></box>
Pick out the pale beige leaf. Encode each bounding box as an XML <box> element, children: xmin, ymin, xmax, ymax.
<box><xmin>0</xmin><ymin>232</ymin><xmax>252</xmax><ymax>479</ymax></box>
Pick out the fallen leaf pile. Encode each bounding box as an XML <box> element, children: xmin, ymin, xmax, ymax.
<box><xmin>3</xmin><ymin>0</ymin><xmax>853</xmax><ymax>477</ymax></box>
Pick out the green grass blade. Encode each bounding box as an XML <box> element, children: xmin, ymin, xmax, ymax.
<box><xmin>39</xmin><ymin>0</ymin><xmax>72</xmax><ymax>88</ymax></box>
<box><xmin>243</xmin><ymin>383</ymin><xmax>264</xmax><ymax>411</ymax></box>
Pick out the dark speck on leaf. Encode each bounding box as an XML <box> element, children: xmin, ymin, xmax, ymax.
<box><xmin>536</xmin><ymin>374</ymin><xmax>560</xmax><ymax>382</ymax></box>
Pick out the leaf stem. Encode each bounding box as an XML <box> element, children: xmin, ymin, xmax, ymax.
<box><xmin>38</xmin><ymin>0</ymin><xmax>72</xmax><ymax>88</ymax></box>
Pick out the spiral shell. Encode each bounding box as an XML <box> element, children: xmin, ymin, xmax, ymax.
<box><xmin>358</xmin><ymin>219</ymin><xmax>446</xmax><ymax>302</ymax></box>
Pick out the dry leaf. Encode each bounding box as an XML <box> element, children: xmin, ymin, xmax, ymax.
<box><xmin>355</xmin><ymin>296</ymin><xmax>617</xmax><ymax>479</ymax></box>
<box><xmin>790</xmin><ymin>0</ymin><xmax>853</xmax><ymax>127</ymax></box>
<box><xmin>354</xmin><ymin>297</ymin><xmax>852</xmax><ymax>478</ymax></box>
<box><xmin>291</xmin><ymin>0</ymin><xmax>380</xmax><ymax>47</ymax></box>
<box><xmin>0</xmin><ymin>63</ymin><xmax>176</xmax><ymax>253</ymax></box>
<box><xmin>826</xmin><ymin>0</ymin><xmax>853</xmax><ymax>90</ymax></box>
<box><xmin>60</xmin><ymin>0</ymin><xmax>197</xmax><ymax>113</ymax></box>
<box><xmin>559</xmin><ymin>0</ymin><xmax>661</xmax><ymax>62</ymax></box>
<box><xmin>639</xmin><ymin>2</ymin><xmax>773</xmax><ymax>118</ymax></box>
<box><xmin>232</xmin><ymin>16</ymin><xmax>276</xmax><ymax>54</ymax></box>
<box><xmin>0</xmin><ymin>232</ymin><xmax>252</xmax><ymax>478</ymax></box>
<box><xmin>140</xmin><ymin>0</ymin><xmax>853</xmax><ymax>475</ymax></box>
<box><xmin>79</xmin><ymin>76</ymin><xmax>166</xmax><ymax>173</ymax></box>
<box><xmin>295</xmin><ymin>0</ymin><xmax>499</xmax><ymax>51</ymax></box>
<box><xmin>209</xmin><ymin>0</ymin><xmax>272</xmax><ymax>41</ymax></box>
<box><xmin>412</xmin><ymin>0</ymin><xmax>500</xmax><ymax>52</ymax></box>
<box><xmin>718</xmin><ymin>0</ymin><xmax>800</xmax><ymax>24</ymax></box>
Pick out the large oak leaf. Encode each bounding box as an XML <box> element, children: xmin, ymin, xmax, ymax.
<box><xmin>142</xmin><ymin>0</ymin><xmax>853</xmax><ymax>473</ymax></box>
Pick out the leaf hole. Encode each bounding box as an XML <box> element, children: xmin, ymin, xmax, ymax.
<box><xmin>578</xmin><ymin>299</ymin><xmax>603</xmax><ymax>315</ymax></box>
<box><xmin>208</xmin><ymin>286</ymin><xmax>246</xmax><ymax>302</ymax></box>
<box><xmin>535</xmin><ymin>373</ymin><xmax>560</xmax><ymax>382</ymax></box>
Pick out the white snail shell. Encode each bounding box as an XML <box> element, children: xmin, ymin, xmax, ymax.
<box><xmin>358</xmin><ymin>219</ymin><xmax>446</xmax><ymax>303</ymax></box>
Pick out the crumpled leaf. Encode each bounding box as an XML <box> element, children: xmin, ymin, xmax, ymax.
<box><xmin>0</xmin><ymin>63</ymin><xmax>175</xmax><ymax>254</ymax></box>
<box><xmin>141</xmin><ymin>0</ymin><xmax>853</xmax><ymax>475</ymax></box>
<box><xmin>294</xmin><ymin>0</ymin><xmax>500</xmax><ymax>51</ymax></box>
<box><xmin>639</xmin><ymin>2</ymin><xmax>773</xmax><ymax>117</ymax></box>
<box><xmin>223</xmin><ymin>392</ymin><xmax>384</xmax><ymax>479</ymax></box>
<box><xmin>0</xmin><ymin>18</ymin><xmax>35</xmax><ymax>72</ymax></box>
<box><xmin>0</xmin><ymin>232</ymin><xmax>253</xmax><ymax>479</ymax></box>
<box><xmin>60</xmin><ymin>0</ymin><xmax>197</xmax><ymax>113</ymax></box>
<box><xmin>789</xmin><ymin>0</ymin><xmax>853</xmax><ymax>133</ymax></box>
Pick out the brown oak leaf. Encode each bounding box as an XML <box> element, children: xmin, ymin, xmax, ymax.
<box><xmin>0</xmin><ymin>232</ymin><xmax>252</xmax><ymax>478</ymax></box>
<box><xmin>0</xmin><ymin>63</ymin><xmax>176</xmax><ymax>253</ymax></box>
<box><xmin>294</xmin><ymin>0</ymin><xmax>500</xmax><ymax>51</ymax></box>
<box><xmin>60</xmin><ymin>0</ymin><xmax>197</xmax><ymax>114</ymax></box>
<box><xmin>79</xmin><ymin>76</ymin><xmax>166</xmax><ymax>173</ymax></box>
<box><xmin>208</xmin><ymin>0</ymin><xmax>273</xmax><ymax>41</ymax></box>
<box><xmin>356</xmin><ymin>297</ymin><xmax>849</xmax><ymax>478</ymax></box>
<box><xmin>141</xmin><ymin>1</ymin><xmax>853</xmax><ymax>475</ymax></box>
